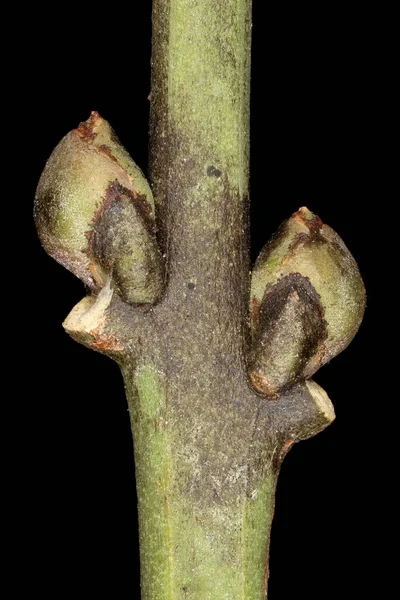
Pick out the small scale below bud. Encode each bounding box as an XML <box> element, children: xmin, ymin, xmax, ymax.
<box><xmin>34</xmin><ymin>112</ymin><xmax>163</xmax><ymax>304</ymax></box>
<box><xmin>249</xmin><ymin>207</ymin><xmax>365</xmax><ymax>397</ymax></box>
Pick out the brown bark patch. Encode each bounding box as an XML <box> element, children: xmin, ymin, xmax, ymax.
<box><xmin>76</xmin><ymin>111</ymin><xmax>101</xmax><ymax>140</ymax></box>
<box><xmin>279</xmin><ymin>439</ymin><xmax>295</xmax><ymax>462</ymax></box>
<box><xmin>98</xmin><ymin>144</ymin><xmax>120</xmax><ymax>164</ymax></box>
<box><xmin>293</xmin><ymin>206</ymin><xmax>323</xmax><ymax>231</ymax></box>
<box><xmin>89</xmin><ymin>325</ymin><xmax>125</xmax><ymax>353</ymax></box>
<box><xmin>249</xmin><ymin>370</ymin><xmax>278</xmax><ymax>399</ymax></box>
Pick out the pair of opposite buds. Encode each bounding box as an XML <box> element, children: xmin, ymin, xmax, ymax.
<box><xmin>35</xmin><ymin>113</ymin><xmax>365</xmax><ymax>398</ymax></box>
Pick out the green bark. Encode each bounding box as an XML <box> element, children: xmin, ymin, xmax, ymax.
<box><xmin>35</xmin><ymin>0</ymin><xmax>365</xmax><ymax>598</ymax></box>
<box><xmin>123</xmin><ymin>362</ymin><xmax>278</xmax><ymax>599</ymax></box>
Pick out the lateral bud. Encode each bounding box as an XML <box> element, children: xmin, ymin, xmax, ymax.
<box><xmin>249</xmin><ymin>207</ymin><xmax>365</xmax><ymax>397</ymax></box>
<box><xmin>34</xmin><ymin>111</ymin><xmax>163</xmax><ymax>304</ymax></box>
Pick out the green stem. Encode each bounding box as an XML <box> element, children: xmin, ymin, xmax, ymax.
<box><xmin>124</xmin><ymin>363</ymin><xmax>277</xmax><ymax>600</ymax></box>
<box><xmin>149</xmin><ymin>0</ymin><xmax>252</xmax><ymax>319</ymax></box>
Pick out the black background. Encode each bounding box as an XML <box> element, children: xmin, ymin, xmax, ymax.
<box><xmin>13</xmin><ymin>2</ymin><xmax>386</xmax><ymax>599</ymax></box>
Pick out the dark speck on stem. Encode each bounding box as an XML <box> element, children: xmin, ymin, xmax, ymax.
<box><xmin>206</xmin><ymin>165</ymin><xmax>222</xmax><ymax>177</ymax></box>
